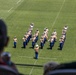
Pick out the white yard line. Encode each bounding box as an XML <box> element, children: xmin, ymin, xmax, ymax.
<box><xmin>50</xmin><ymin>0</ymin><xmax>65</xmax><ymax>31</ymax></box>
<box><xmin>19</xmin><ymin>56</ymin><xmax>57</xmax><ymax>60</ymax></box>
<box><xmin>29</xmin><ymin>51</ymin><xmax>42</xmax><ymax>75</ymax></box>
<box><xmin>17</xmin><ymin>0</ymin><xmax>21</xmax><ymax>4</ymax></box>
<box><xmin>6</xmin><ymin>0</ymin><xmax>23</xmax><ymax>19</ymax></box>
<box><xmin>39</xmin><ymin>57</ymin><xmax>57</xmax><ymax>60</ymax></box>
<box><xmin>8</xmin><ymin>7</ymin><xmax>13</xmax><ymax>12</ymax></box>
<box><xmin>19</xmin><ymin>56</ymin><xmax>33</xmax><ymax>59</ymax></box>
<box><xmin>29</xmin><ymin>0</ymin><xmax>65</xmax><ymax>75</ymax></box>
<box><xmin>29</xmin><ymin>60</ymin><xmax>37</xmax><ymax>75</ymax></box>
<box><xmin>8</xmin><ymin>0</ymin><xmax>22</xmax><ymax>13</ymax></box>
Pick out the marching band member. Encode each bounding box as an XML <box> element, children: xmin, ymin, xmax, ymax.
<box><xmin>35</xmin><ymin>29</ymin><xmax>39</xmax><ymax>42</ymax></box>
<box><xmin>22</xmin><ymin>36</ymin><xmax>26</xmax><ymax>48</ymax></box>
<box><xmin>48</xmin><ymin>36</ymin><xmax>54</xmax><ymax>50</ymax></box>
<box><xmin>29</xmin><ymin>23</ymin><xmax>34</xmax><ymax>31</ymax></box>
<box><xmin>31</xmin><ymin>35</ymin><xmax>36</xmax><ymax>48</ymax></box>
<box><xmin>59</xmin><ymin>37</ymin><xmax>64</xmax><ymax>50</ymax></box>
<box><xmin>13</xmin><ymin>36</ymin><xmax>17</xmax><ymax>48</ymax></box>
<box><xmin>63</xmin><ymin>25</ymin><xmax>68</xmax><ymax>33</ymax></box>
<box><xmin>34</xmin><ymin>44</ymin><xmax>39</xmax><ymax>59</ymax></box>
<box><xmin>40</xmin><ymin>37</ymin><xmax>44</xmax><ymax>49</ymax></box>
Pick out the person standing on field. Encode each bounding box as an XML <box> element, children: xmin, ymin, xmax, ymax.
<box><xmin>22</xmin><ymin>36</ymin><xmax>26</xmax><ymax>48</ymax></box>
<box><xmin>34</xmin><ymin>44</ymin><xmax>39</xmax><ymax>59</ymax></box>
<box><xmin>13</xmin><ymin>36</ymin><xmax>17</xmax><ymax>48</ymax></box>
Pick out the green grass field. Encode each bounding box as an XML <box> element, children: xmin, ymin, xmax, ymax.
<box><xmin>0</xmin><ymin>0</ymin><xmax>76</xmax><ymax>75</ymax></box>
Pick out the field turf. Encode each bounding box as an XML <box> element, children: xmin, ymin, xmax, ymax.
<box><xmin>0</xmin><ymin>0</ymin><xmax>76</xmax><ymax>75</ymax></box>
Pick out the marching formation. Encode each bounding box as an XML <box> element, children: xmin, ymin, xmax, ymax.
<box><xmin>31</xmin><ymin>29</ymin><xmax>39</xmax><ymax>48</ymax></box>
<box><xmin>58</xmin><ymin>26</ymin><xmax>68</xmax><ymax>50</ymax></box>
<box><xmin>48</xmin><ymin>30</ymin><xmax>57</xmax><ymax>50</ymax></box>
<box><xmin>13</xmin><ymin>23</ymin><xmax>68</xmax><ymax>51</ymax></box>
<box><xmin>40</xmin><ymin>28</ymin><xmax>48</xmax><ymax>49</ymax></box>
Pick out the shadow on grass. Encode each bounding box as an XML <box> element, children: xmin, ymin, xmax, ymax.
<box><xmin>16</xmin><ymin>63</ymin><xmax>43</xmax><ymax>67</ymax></box>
